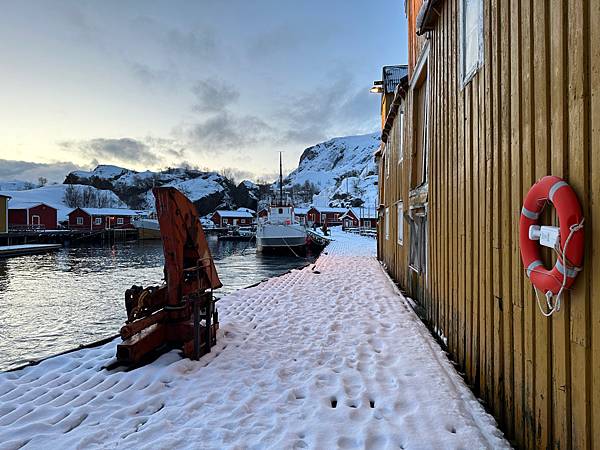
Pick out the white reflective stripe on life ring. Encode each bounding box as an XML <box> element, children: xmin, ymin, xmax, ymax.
<box><xmin>521</xmin><ymin>206</ymin><xmax>540</xmax><ymax>220</ymax></box>
<box><xmin>555</xmin><ymin>259</ymin><xmax>579</xmax><ymax>278</ymax></box>
<box><xmin>527</xmin><ymin>260</ymin><xmax>544</xmax><ymax>278</ymax></box>
<box><xmin>548</xmin><ymin>181</ymin><xmax>569</xmax><ymax>203</ymax></box>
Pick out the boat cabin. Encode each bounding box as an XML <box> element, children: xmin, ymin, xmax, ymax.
<box><xmin>263</xmin><ymin>206</ymin><xmax>295</xmax><ymax>225</ymax></box>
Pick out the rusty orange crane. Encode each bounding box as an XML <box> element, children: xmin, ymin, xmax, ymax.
<box><xmin>116</xmin><ymin>187</ymin><xmax>222</xmax><ymax>365</ymax></box>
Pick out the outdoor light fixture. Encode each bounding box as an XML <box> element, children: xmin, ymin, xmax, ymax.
<box><xmin>369</xmin><ymin>80</ymin><xmax>383</xmax><ymax>94</ymax></box>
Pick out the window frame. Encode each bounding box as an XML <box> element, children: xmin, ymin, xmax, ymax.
<box><xmin>117</xmin><ymin>217</ymin><xmax>124</xmax><ymax>225</ymax></box>
<box><xmin>385</xmin><ymin>207</ymin><xmax>390</xmax><ymax>240</ymax></box>
<box><xmin>397</xmin><ymin>202</ymin><xmax>404</xmax><ymax>245</ymax></box>
<box><xmin>94</xmin><ymin>217</ymin><xmax>102</xmax><ymax>225</ymax></box>
<box><xmin>460</xmin><ymin>0</ymin><xmax>484</xmax><ymax>87</ymax></box>
<box><xmin>397</xmin><ymin>111</ymin><xmax>404</xmax><ymax>165</ymax></box>
<box><xmin>76</xmin><ymin>216</ymin><xmax>84</xmax><ymax>225</ymax></box>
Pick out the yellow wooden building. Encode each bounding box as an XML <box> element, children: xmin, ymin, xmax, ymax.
<box><xmin>376</xmin><ymin>0</ymin><xmax>600</xmax><ymax>448</ymax></box>
<box><xmin>0</xmin><ymin>195</ymin><xmax>9</xmax><ymax>234</ymax></box>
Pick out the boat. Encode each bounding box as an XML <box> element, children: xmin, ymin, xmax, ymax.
<box><xmin>133</xmin><ymin>218</ymin><xmax>161</xmax><ymax>240</ymax></box>
<box><xmin>256</xmin><ymin>154</ymin><xmax>308</xmax><ymax>254</ymax></box>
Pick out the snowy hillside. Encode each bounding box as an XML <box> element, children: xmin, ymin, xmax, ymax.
<box><xmin>284</xmin><ymin>132</ymin><xmax>380</xmax><ymax>208</ymax></box>
<box><xmin>0</xmin><ymin>184</ymin><xmax>125</xmax><ymax>221</ymax></box>
<box><xmin>0</xmin><ymin>180</ymin><xmax>34</xmax><ymax>191</ymax></box>
<box><xmin>64</xmin><ymin>165</ymin><xmax>240</xmax><ymax>215</ymax></box>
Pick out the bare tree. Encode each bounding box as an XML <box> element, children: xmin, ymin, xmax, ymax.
<box><xmin>37</xmin><ymin>177</ymin><xmax>47</xmax><ymax>187</ymax></box>
<box><xmin>63</xmin><ymin>184</ymin><xmax>81</xmax><ymax>208</ymax></box>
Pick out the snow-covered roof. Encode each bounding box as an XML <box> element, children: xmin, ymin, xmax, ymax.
<box><xmin>75</xmin><ymin>208</ymin><xmax>145</xmax><ymax>217</ymax></box>
<box><xmin>236</xmin><ymin>207</ymin><xmax>256</xmax><ymax>214</ymax></box>
<box><xmin>310</xmin><ymin>206</ymin><xmax>349</xmax><ymax>214</ymax></box>
<box><xmin>8</xmin><ymin>201</ymin><xmax>53</xmax><ymax>210</ymax></box>
<box><xmin>293</xmin><ymin>207</ymin><xmax>309</xmax><ymax>215</ymax></box>
<box><xmin>345</xmin><ymin>208</ymin><xmax>378</xmax><ymax>220</ymax></box>
<box><xmin>214</xmin><ymin>210</ymin><xmax>254</xmax><ymax>218</ymax></box>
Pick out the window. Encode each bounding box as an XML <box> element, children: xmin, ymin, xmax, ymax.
<box><xmin>364</xmin><ymin>220</ymin><xmax>371</xmax><ymax>228</ymax></box>
<box><xmin>321</xmin><ymin>213</ymin><xmax>326</xmax><ymax>223</ymax></box>
<box><xmin>409</xmin><ymin>211</ymin><xmax>427</xmax><ymax>273</ymax></box>
<box><xmin>76</xmin><ymin>217</ymin><xmax>83</xmax><ymax>225</ymax></box>
<box><xmin>397</xmin><ymin>112</ymin><xmax>404</xmax><ymax>164</ymax></box>
<box><xmin>461</xmin><ymin>0</ymin><xmax>483</xmax><ymax>84</ymax></box>
<box><xmin>385</xmin><ymin>146</ymin><xmax>390</xmax><ymax>179</ymax></box>
<box><xmin>397</xmin><ymin>202</ymin><xmax>404</xmax><ymax>245</ymax></box>
<box><xmin>411</xmin><ymin>68</ymin><xmax>429</xmax><ymax>188</ymax></box>
<box><xmin>94</xmin><ymin>217</ymin><xmax>102</xmax><ymax>225</ymax></box>
<box><xmin>117</xmin><ymin>218</ymin><xmax>124</xmax><ymax>225</ymax></box>
<box><xmin>385</xmin><ymin>207</ymin><xmax>390</xmax><ymax>240</ymax></box>
<box><xmin>31</xmin><ymin>215</ymin><xmax>40</xmax><ymax>226</ymax></box>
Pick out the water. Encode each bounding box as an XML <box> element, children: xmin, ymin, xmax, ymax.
<box><xmin>0</xmin><ymin>237</ymin><xmax>315</xmax><ymax>370</ymax></box>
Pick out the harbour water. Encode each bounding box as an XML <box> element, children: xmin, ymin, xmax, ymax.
<box><xmin>0</xmin><ymin>237</ymin><xmax>315</xmax><ymax>370</ymax></box>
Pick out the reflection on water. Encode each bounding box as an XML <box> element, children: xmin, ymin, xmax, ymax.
<box><xmin>0</xmin><ymin>236</ymin><xmax>314</xmax><ymax>370</ymax></box>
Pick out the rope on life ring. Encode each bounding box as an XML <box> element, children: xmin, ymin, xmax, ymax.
<box><xmin>519</xmin><ymin>176</ymin><xmax>584</xmax><ymax>316</ymax></box>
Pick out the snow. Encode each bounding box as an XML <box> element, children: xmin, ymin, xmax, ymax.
<box><xmin>143</xmin><ymin>175</ymin><xmax>225</xmax><ymax>209</ymax></box>
<box><xmin>0</xmin><ymin>180</ymin><xmax>33</xmax><ymax>191</ymax></box>
<box><xmin>0</xmin><ymin>229</ymin><xmax>508</xmax><ymax>449</ymax></box>
<box><xmin>71</xmin><ymin>165</ymin><xmax>128</xmax><ymax>180</ymax></box>
<box><xmin>6</xmin><ymin>201</ymin><xmax>46</xmax><ymax>210</ymax></box>
<box><xmin>0</xmin><ymin>185</ymin><xmax>125</xmax><ymax>221</ymax></box>
<box><xmin>285</xmin><ymin>132</ymin><xmax>380</xmax><ymax>208</ymax></box>
<box><xmin>215</xmin><ymin>210</ymin><xmax>254</xmax><ymax>218</ymax></box>
<box><xmin>0</xmin><ymin>244</ymin><xmax>60</xmax><ymax>251</ymax></box>
<box><xmin>78</xmin><ymin>208</ymin><xmax>147</xmax><ymax>217</ymax></box>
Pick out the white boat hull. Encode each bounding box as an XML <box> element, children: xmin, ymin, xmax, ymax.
<box><xmin>256</xmin><ymin>223</ymin><xmax>307</xmax><ymax>252</ymax></box>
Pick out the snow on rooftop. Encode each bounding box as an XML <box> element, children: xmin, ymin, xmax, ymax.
<box><xmin>214</xmin><ymin>210</ymin><xmax>254</xmax><ymax>218</ymax></box>
<box><xmin>77</xmin><ymin>208</ymin><xmax>146</xmax><ymax>217</ymax></box>
<box><xmin>0</xmin><ymin>229</ymin><xmax>508</xmax><ymax>449</ymax></box>
<box><xmin>7</xmin><ymin>200</ymin><xmax>48</xmax><ymax>210</ymax></box>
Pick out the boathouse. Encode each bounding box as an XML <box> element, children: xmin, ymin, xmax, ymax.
<box><xmin>8</xmin><ymin>202</ymin><xmax>58</xmax><ymax>230</ymax></box>
<box><xmin>306</xmin><ymin>206</ymin><xmax>348</xmax><ymax>226</ymax></box>
<box><xmin>375</xmin><ymin>1</ymin><xmax>600</xmax><ymax>448</ymax></box>
<box><xmin>0</xmin><ymin>194</ymin><xmax>9</xmax><ymax>234</ymax></box>
<box><xmin>210</xmin><ymin>210</ymin><xmax>254</xmax><ymax>228</ymax></box>
<box><xmin>68</xmin><ymin>208</ymin><xmax>140</xmax><ymax>230</ymax></box>
<box><xmin>293</xmin><ymin>207</ymin><xmax>309</xmax><ymax>224</ymax></box>
<box><xmin>257</xmin><ymin>208</ymin><xmax>268</xmax><ymax>220</ymax></box>
<box><xmin>342</xmin><ymin>208</ymin><xmax>378</xmax><ymax>230</ymax></box>
<box><xmin>339</xmin><ymin>209</ymin><xmax>360</xmax><ymax>229</ymax></box>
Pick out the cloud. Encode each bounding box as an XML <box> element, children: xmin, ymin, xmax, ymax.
<box><xmin>60</xmin><ymin>138</ymin><xmax>160</xmax><ymax>165</ymax></box>
<box><xmin>192</xmin><ymin>79</ymin><xmax>240</xmax><ymax>113</ymax></box>
<box><xmin>276</xmin><ymin>74</ymin><xmax>379</xmax><ymax>144</ymax></box>
<box><xmin>187</xmin><ymin>112</ymin><xmax>273</xmax><ymax>150</ymax></box>
<box><xmin>0</xmin><ymin>159</ymin><xmax>85</xmax><ymax>184</ymax></box>
<box><xmin>165</xmin><ymin>28</ymin><xmax>217</xmax><ymax>58</ymax></box>
<box><xmin>130</xmin><ymin>62</ymin><xmax>175</xmax><ymax>85</ymax></box>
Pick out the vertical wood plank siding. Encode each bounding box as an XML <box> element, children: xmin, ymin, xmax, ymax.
<box><xmin>379</xmin><ymin>0</ymin><xmax>600</xmax><ymax>447</ymax></box>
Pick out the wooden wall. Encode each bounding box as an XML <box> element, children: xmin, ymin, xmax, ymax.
<box><xmin>0</xmin><ymin>197</ymin><xmax>7</xmax><ymax>233</ymax></box>
<box><xmin>381</xmin><ymin>0</ymin><xmax>600</xmax><ymax>448</ymax></box>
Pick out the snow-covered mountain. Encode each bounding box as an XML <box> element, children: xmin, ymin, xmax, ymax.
<box><xmin>283</xmin><ymin>132</ymin><xmax>380</xmax><ymax>208</ymax></box>
<box><xmin>1</xmin><ymin>184</ymin><xmax>125</xmax><ymax>221</ymax></box>
<box><xmin>64</xmin><ymin>165</ymin><xmax>254</xmax><ymax>215</ymax></box>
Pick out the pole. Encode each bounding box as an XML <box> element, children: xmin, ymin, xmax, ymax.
<box><xmin>279</xmin><ymin>152</ymin><xmax>283</xmax><ymax>206</ymax></box>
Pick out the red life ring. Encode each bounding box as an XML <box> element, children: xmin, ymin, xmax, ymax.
<box><xmin>519</xmin><ymin>176</ymin><xmax>584</xmax><ymax>295</ymax></box>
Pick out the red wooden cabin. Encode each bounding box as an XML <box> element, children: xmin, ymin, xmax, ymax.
<box><xmin>306</xmin><ymin>206</ymin><xmax>349</xmax><ymax>226</ymax></box>
<box><xmin>8</xmin><ymin>202</ymin><xmax>58</xmax><ymax>230</ymax></box>
<box><xmin>210</xmin><ymin>210</ymin><xmax>254</xmax><ymax>227</ymax></box>
<box><xmin>68</xmin><ymin>208</ymin><xmax>141</xmax><ymax>230</ymax></box>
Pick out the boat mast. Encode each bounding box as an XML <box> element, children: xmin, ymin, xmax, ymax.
<box><xmin>279</xmin><ymin>151</ymin><xmax>283</xmax><ymax>206</ymax></box>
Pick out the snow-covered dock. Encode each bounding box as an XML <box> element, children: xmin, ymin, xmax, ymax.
<box><xmin>0</xmin><ymin>243</ymin><xmax>61</xmax><ymax>258</ymax></box>
<box><xmin>0</xmin><ymin>229</ymin><xmax>509</xmax><ymax>449</ymax></box>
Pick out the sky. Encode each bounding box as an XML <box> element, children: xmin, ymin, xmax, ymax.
<box><xmin>0</xmin><ymin>0</ymin><xmax>408</xmax><ymax>183</ymax></box>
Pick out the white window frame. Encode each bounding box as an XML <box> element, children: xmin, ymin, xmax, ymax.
<box><xmin>76</xmin><ymin>217</ymin><xmax>83</xmax><ymax>225</ymax></box>
<box><xmin>397</xmin><ymin>112</ymin><xmax>404</xmax><ymax>164</ymax></box>
<box><xmin>397</xmin><ymin>202</ymin><xmax>404</xmax><ymax>245</ymax></box>
<box><xmin>31</xmin><ymin>215</ymin><xmax>40</xmax><ymax>226</ymax></box>
<box><xmin>385</xmin><ymin>207</ymin><xmax>390</xmax><ymax>240</ymax></box>
<box><xmin>94</xmin><ymin>217</ymin><xmax>102</xmax><ymax>225</ymax></box>
<box><xmin>117</xmin><ymin>217</ymin><xmax>124</xmax><ymax>225</ymax></box>
<box><xmin>460</xmin><ymin>0</ymin><xmax>484</xmax><ymax>86</ymax></box>
<box><xmin>364</xmin><ymin>220</ymin><xmax>371</xmax><ymax>228</ymax></box>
